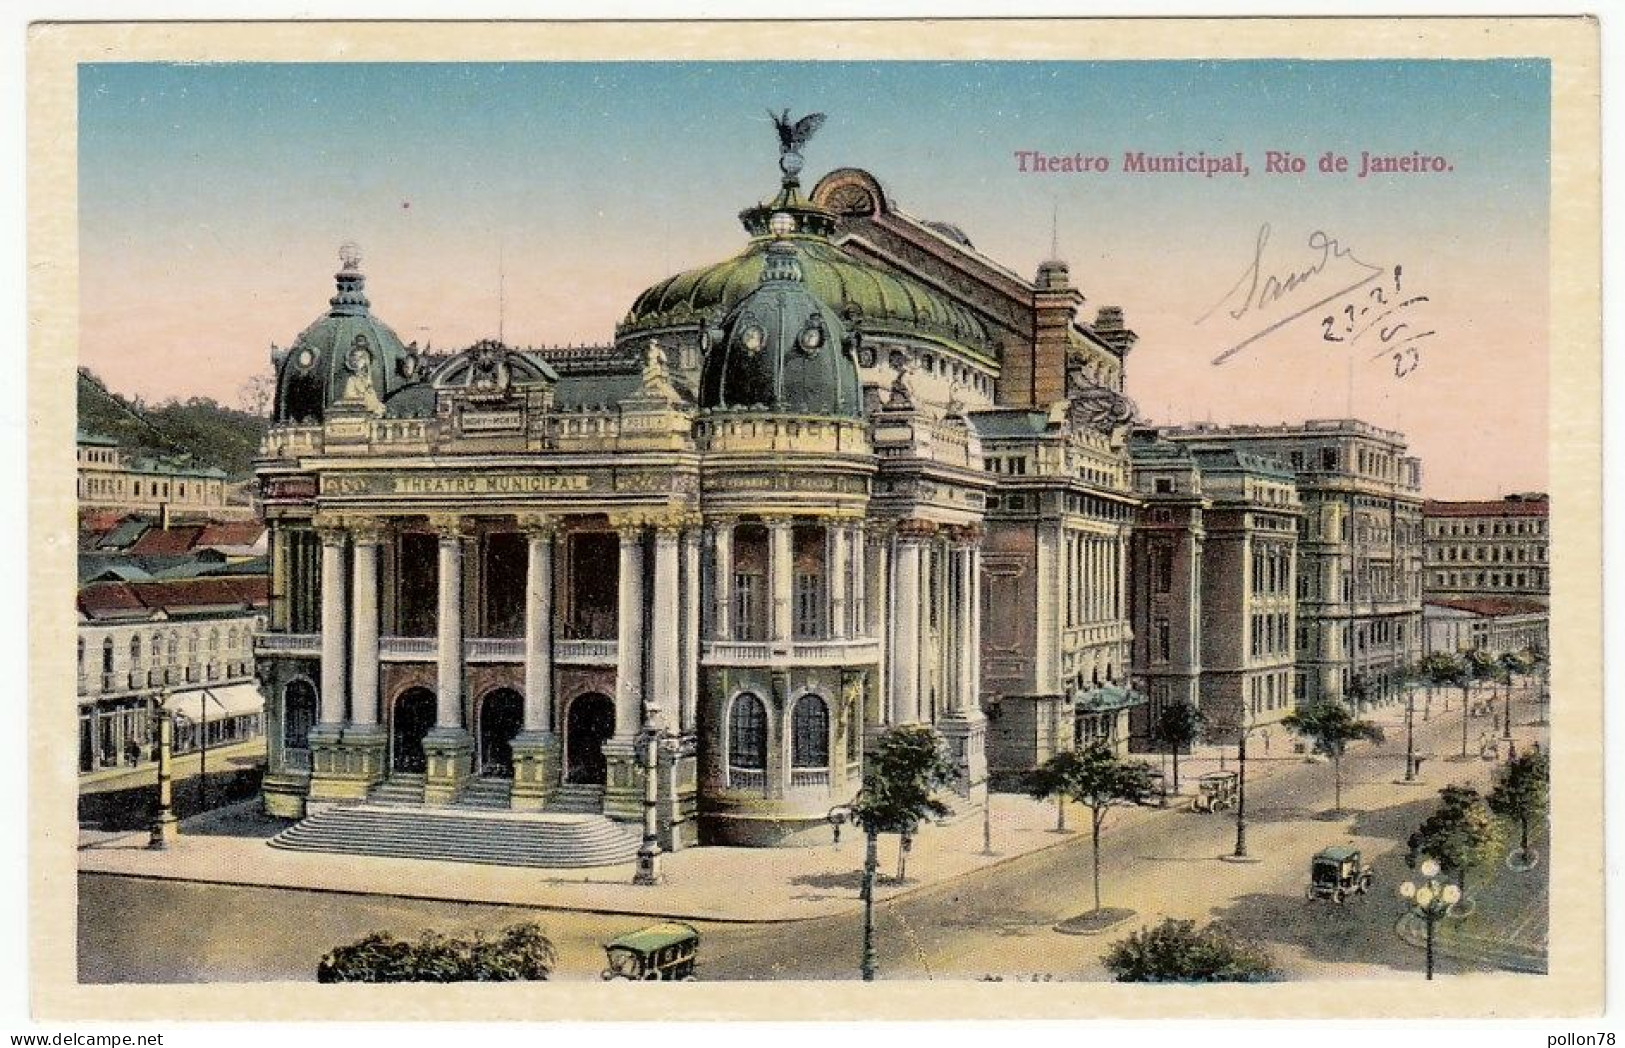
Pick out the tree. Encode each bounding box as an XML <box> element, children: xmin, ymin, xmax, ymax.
<box><xmin>317</xmin><ymin>922</ymin><xmax>556</xmax><ymax>982</ymax></box>
<box><xmin>1104</xmin><ymin>919</ymin><xmax>1280</xmax><ymax>983</ymax></box>
<box><xmin>845</xmin><ymin>724</ymin><xmax>958</xmax><ymax>981</ymax></box>
<box><xmin>1281</xmin><ymin>701</ymin><xmax>1385</xmax><ymax>813</ymax></box>
<box><xmin>1489</xmin><ymin>749</ymin><xmax>1549</xmax><ymax>857</ymax></box>
<box><xmin>1406</xmin><ymin>785</ymin><xmax>1507</xmax><ymax>897</ymax></box>
<box><xmin>1150</xmin><ymin>700</ymin><xmax>1204</xmax><ymax>795</ymax></box>
<box><xmin>238</xmin><ymin>371</ymin><xmax>276</xmax><ymax>418</ymax></box>
<box><xmin>1027</xmin><ymin>742</ymin><xmax>1158</xmax><ymax>913</ymax></box>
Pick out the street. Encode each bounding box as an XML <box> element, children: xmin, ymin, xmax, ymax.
<box><xmin>78</xmin><ymin>685</ymin><xmax>1547</xmax><ymax>983</ymax></box>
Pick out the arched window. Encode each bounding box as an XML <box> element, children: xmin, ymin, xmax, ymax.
<box><xmin>727</xmin><ymin>693</ymin><xmax>767</xmax><ymax>771</ymax></box>
<box><xmin>791</xmin><ymin>694</ymin><xmax>830</xmax><ymax>768</ymax></box>
<box><xmin>208</xmin><ymin>629</ymin><xmax>219</xmax><ymax>652</ymax></box>
<box><xmin>188</xmin><ymin>631</ymin><xmax>200</xmax><ymax>658</ymax></box>
<box><xmin>101</xmin><ymin>637</ymin><xmax>114</xmax><ymax>674</ymax></box>
<box><xmin>227</xmin><ymin>628</ymin><xmax>239</xmax><ymax>651</ymax></box>
<box><xmin>167</xmin><ymin>633</ymin><xmax>179</xmax><ymax>665</ymax></box>
<box><xmin>130</xmin><ymin>635</ymin><xmax>141</xmax><ymax>667</ymax></box>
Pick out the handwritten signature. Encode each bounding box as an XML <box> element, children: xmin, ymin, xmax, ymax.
<box><xmin>1198</xmin><ymin>223</ymin><xmax>1384</xmax><ymax>366</ymax></box>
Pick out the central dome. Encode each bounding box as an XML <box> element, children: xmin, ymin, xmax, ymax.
<box><xmin>619</xmin><ymin>233</ymin><xmax>987</xmax><ymax>353</ymax></box>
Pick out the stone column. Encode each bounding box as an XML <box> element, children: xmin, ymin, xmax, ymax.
<box><xmin>768</xmin><ymin>516</ymin><xmax>794</xmax><ymax>644</ymax></box>
<box><xmin>316</xmin><ymin>521</ymin><xmax>349</xmax><ymax>729</ymax></box>
<box><xmin>1035</xmin><ymin>521</ymin><xmax>1061</xmax><ymax>694</ymax></box>
<box><xmin>602</xmin><ymin>515</ymin><xmax>648</xmax><ymax>823</ymax></box>
<box><xmin>711</xmin><ymin>519</ymin><xmax>734</xmax><ymax>641</ymax></box>
<box><xmin>613</xmin><ymin>517</ymin><xmax>646</xmax><ymax>740</ymax></box>
<box><xmin>869</xmin><ymin>523</ymin><xmax>890</xmax><ymax>729</ymax></box>
<box><xmin>890</xmin><ymin>522</ymin><xmax>928</xmax><ymax>724</ymax></box>
<box><xmin>306</xmin><ymin>517</ymin><xmax>351</xmax><ymax>804</ymax></box>
<box><xmin>342</xmin><ymin>517</ymin><xmax>388</xmax><ymax>787</ymax></box>
<box><xmin>422</xmin><ymin>514</ymin><xmax>473</xmax><ymax>804</ymax></box>
<box><xmin>937</xmin><ymin>527</ymin><xmax>987</xmax><ymax>803</ymax></box>
<box><xmin>510</xmin><ymin>513</ymin><xmax>559</xmax><ymax>811</ymax></box>
<box><xmin>828</xmin><ymin>522</ymin><xmax>849</xmax><ymax>641</ymax></box>
<box><xmin>681</xmin><ymin>522</ymin><xmax>701</xmax><ymax>733</ymax></box>
<box><xmin>651</xmin><ymin>519</ymin><xmax>682</xmax><ymax>713</ymax></box>
<box><xmin>850</xmin><ymin>523</ymin><xmax>867</xmax><ymax>637</ymax></box>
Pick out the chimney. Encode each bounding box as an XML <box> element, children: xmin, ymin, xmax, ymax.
<box><xmin>1024</xmin><ymin>259</ymin><xmax>1083</xmax><ymax>408</ymax></box>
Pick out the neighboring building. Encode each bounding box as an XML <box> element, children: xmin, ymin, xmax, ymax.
<box><xmin>77</xmin><ymin>430</ymin><xmax>231</xmax><ymax>514</ymax></box>
<box><xmin>1422</xmin><ymin>495</ymin><xmax>1549</xmax><ymax>606</ymax></box>
<box><xmin>1127</xmin><ymin>431</ymin><xmax>1303</xmax><ymax>745</ymax></box>
<box><xmin>76</xmin><ymin>575</ymin><xmax>268</xmax><ymax>774</ymax></box>
<box><xmin>1423</xmin><ymin>596</ymin><xmax>1548</xmax><ymax>660</ymax></box>
<box><xmin>1162</xmin><ymin>420</ymin><xmax>1424</xmax><ymax>709</ymax></box>
<box><xmin>252</xmin><ymin>141</ymin><xmax>1146</xmax><ymax>852</ymax></box>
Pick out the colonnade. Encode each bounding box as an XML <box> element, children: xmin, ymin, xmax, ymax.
<box><xmin>308</xmin><ymin>510</ymin><xmax>703</xmax><ymax>751</ymax></box>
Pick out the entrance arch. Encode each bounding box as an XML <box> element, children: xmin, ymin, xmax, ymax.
<box><xmin>564</xmin><ymin>692</ymin><xmax>614</xmax><ymax>785</ymax></box>
<box><xmin>391</xmin><ymin>688</ymin><xmax>436</xmax><ymax>774</ymax></box>
<box><xmin>477</xmin><ymin>688</ymin><xmax>524</xmax><ymax>778</ymax></box>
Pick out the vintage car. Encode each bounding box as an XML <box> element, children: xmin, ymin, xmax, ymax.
<box><xmin>1307</xmin><ymin>845</ymin><xmax>1374</xmax><ymax>903</ymax></box>
<box><xmin>1191</xmin><ymin>771</ymin><xmax>1238</xmax><ymax>813</ymax></box>
<box><xmin>601</xmin><ymin>922</ymin><xmax>700</xmax><ymax>981</ymax></box>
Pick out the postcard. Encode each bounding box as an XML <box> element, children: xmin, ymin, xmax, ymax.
<box><xmin>28</xmin><ymin>16</ymin><xmax>1602</xmax><ymax>1021</ymax></box>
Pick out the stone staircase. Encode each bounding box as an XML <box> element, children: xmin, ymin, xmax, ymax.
<box><xmin>269</xmin><ymin>804</ymin><xmax>640</xmax><ymax>869</ymax></box>
<box><xmin>456</xmin><ymin>776</ymin><xmax>513</xmax><ymax>810</ymax></box>
<box><xmin>367</xmin><ymin>773</ymin><xmax>426</xmax><ymax>806</ymax></box>
<box><xmin>546</xmin><ymin>783</ymin><xmax>605</xmax><ymax>814</ymax></box>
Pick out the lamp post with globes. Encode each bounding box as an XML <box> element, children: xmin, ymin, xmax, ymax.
<box><xmin>1399</xmin><ymin>857</ymin><xmax>1461</xmax><ymax>980</ymax></box>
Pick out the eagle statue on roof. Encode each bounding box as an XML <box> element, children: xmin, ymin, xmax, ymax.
<box><xmin>770</xmin><ymin>110</ymin><xmax>826</xmax><ymax>154</ymax></box>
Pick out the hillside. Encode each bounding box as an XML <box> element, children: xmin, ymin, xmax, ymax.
<box><xmin>78</xmin><ymin>369</ymin><xmax>269</xmax><ymax>480</ymax></box>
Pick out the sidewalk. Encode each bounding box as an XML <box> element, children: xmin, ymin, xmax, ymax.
<box><xmin>80</xmin><ymin>789</ymin><xmax>1158</xmax><ymax>924</ymax></box>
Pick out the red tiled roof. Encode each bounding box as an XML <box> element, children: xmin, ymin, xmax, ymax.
<box><xmin>195</xmin><ymin>522</ymin><xmax>264</xmax><ymax>547</ymax></box>
<box><xmin>77</xmin><ymin>581</ymin><xmax>147</xmax><ymax>619</ymax></box>
<box><xmin>126</xmin><ymin>525</ymin><xmax>205</xmax><ymax>556</ymax></box>
<box><xmin>1424</xmin><ymin>596</ymin><xmax>1548</xmax><ymax>618</ymax></box>
<box><xmin>78</xmin><ymin>576</ymin><xmax>268</xmax><ymax>619</ymax></box>
<box><xmin>1423</xmin><ymin>498</ymin><xmax>1548</xmax><ymax>518</ymax></box>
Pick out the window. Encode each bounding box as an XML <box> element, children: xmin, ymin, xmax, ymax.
<box><xmin>1152</xmin><ymin>547</ymin><xmax>1171</xmax><ymax>594</ymax></box>
<box><xmin>728</xmin><ymin>693</ymin><xmax>767</xmax><ymax>770</ymax></box>
<box><xmin>733</xmin><ymin>571</ymin><xmax>764</xmax><ymax>641</ymax></box>
<box><xmin>101</xmin><ymin>637</ymin><xmax>114</xmax><ymax>674</ymax></box>
<box><xmin>1155</xmin><ymin>618</ymin><xmax>1171</xmax><ymax>662</ymax></box>
<box><xmin>130</xmin><ymin>635</ymin><xmax>141</xmax><ymax>667</ymax></box>
<box><xmin>1321</xmin><ymin>447</ymin><xmax>1339</xmax><ymax>471</ymax></box>
<box><xmin>791</xmin><ymin>695</ymin><xmax>830</xmax><ymax>768</ymax></box>
<box><xmin>168</xmin><ymin>634</ymin><xmax>179</xmax><ymax>665</ymax></box>
<box><xmin>1155</xmin><ymin>478</ymin><xmax>1173</xmax><ymax>494</ymax></box>
<box><xmin>793</xmin><ymin>572</ymin><xmax>824</xmax><ymax>639</ymax></box>
<box><xmin>283</xmin><ymin>680</ymin><xmax>317</xmax><ymax>750</ymax></box>
<box><xmin>77</xmin><ymin>637</ymin><xmax>84</xmax><ymax>673</ymax></box>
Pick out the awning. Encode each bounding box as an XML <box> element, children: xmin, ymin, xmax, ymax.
<box><xmin>171</xmin><ymin>683</ymin><xmax>265</xmax><ymax>724</ymax></box>
<box><xmin>1075</xmin><ymin>685</ymin><xmax>1144</xmax><ymax>713</ymax></box>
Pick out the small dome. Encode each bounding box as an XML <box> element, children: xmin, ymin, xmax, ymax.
<box><xmin>273</xmin><ymin>248</ymin><xmax>417</xmax><ymax>423</ymax></box>
<box><xmin>698</xmin><ymin>241</ymin><xmax>861</xmax><ymax>417</ymax></box>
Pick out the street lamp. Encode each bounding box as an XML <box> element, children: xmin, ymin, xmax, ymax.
<box><xmin>1229</xmin><ymin>720</ymin><xmax>1266</xmax><ymax>862</ymax></box>
<box><xmin>1399</xmin><ymin>857</ymin><xmax>1461</xmax><ymax>980</ymax></box>
<box><xmin>148</xmin><ymin>689</ymin><xmax>177</xmax><ymax>850</ymax></box>
<box><xmin>632</xmin><ymin>705</ymin><xmax>665</xmax><ymax>887</ymax></box>
<box><xmin>828</xmin><ymin>799</ymin><xmax>878</xmax><ymax>982</ymax></box>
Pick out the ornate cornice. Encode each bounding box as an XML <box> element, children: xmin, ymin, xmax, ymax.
<box><xmin>427</xmin><ymin>513</ymin><xmax>472</xmax><ymax>541</ymax></box>
<box><xmin>515</xmin><ymin>512</ymin><xmax>561</xmax><ymax>540</ymax></box>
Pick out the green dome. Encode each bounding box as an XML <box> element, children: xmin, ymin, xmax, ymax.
<box><xmin>620</xmin><ymin>235</ymin><xmax>988</xmax><ymax>352</ymax></box>
<box><xmin>698</xmin><ymin>241</ymin><xmax>862</xmax><ymax>418</ymax></box>
<box><xmin>274</xmin><ymin>254</ymin><xmax>418</xmax><ymax>424</ymax></box>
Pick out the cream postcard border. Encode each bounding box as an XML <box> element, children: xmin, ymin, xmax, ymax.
<box><xmin>26</xmin><ymin>16</ymin><xmax>1603</xmax><ymax>1020</ymax></box>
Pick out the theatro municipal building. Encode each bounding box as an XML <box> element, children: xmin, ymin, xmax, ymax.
<box><xmin>254</xmin><ymin>126</ymin><xmax>1143</xmax><ymax>856</ymax></box>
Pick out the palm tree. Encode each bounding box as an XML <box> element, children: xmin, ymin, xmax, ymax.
<box><xmin>1281</xmin><ymin>701</ymin><xmax>1385</xmax><ymax>814</ymax></box>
